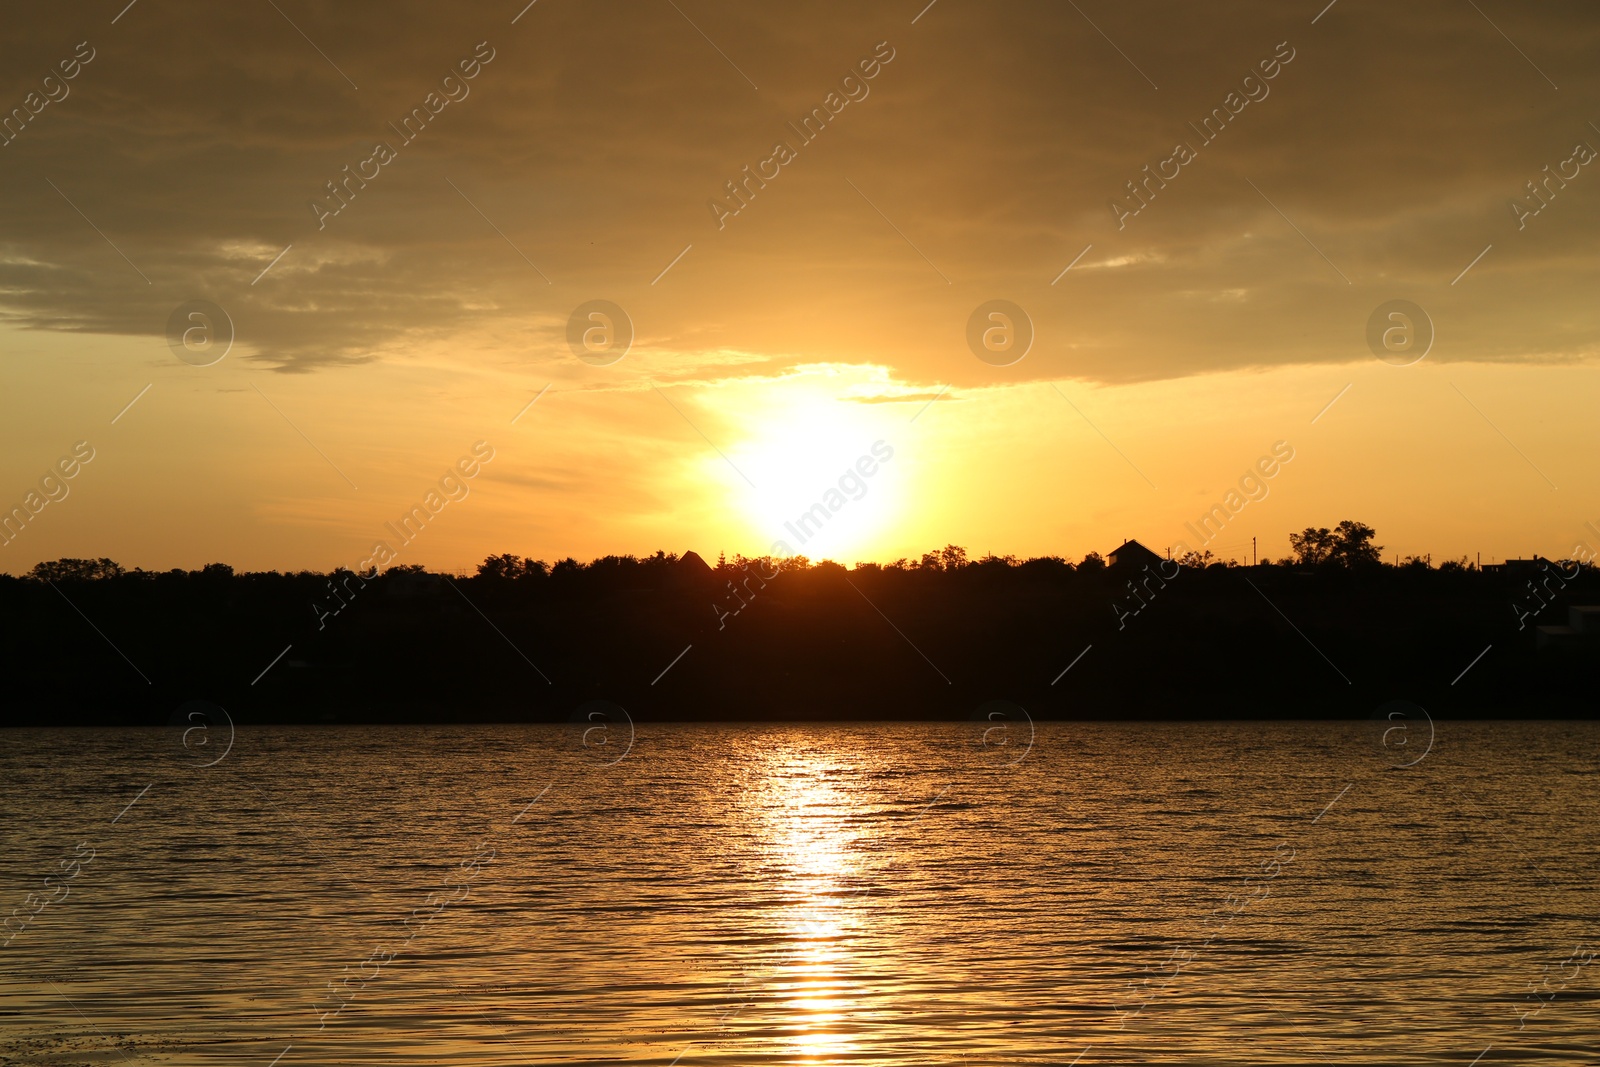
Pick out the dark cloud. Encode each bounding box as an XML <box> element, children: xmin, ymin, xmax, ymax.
<box><xmin>0</xmin><ymin>1</ymin><xmax>1597</xmax><ymax>381</ymax></box>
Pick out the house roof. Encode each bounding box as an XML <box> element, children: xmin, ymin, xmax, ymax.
<box><xmin>1108</xmin><ymin>539</ymin><xmax>1162</xmax><ymax>564</ymax></box>
<box><xmin>674</xmin><ymin>550</ymin><xmax>718</xmax><ymax>586</ymax></box>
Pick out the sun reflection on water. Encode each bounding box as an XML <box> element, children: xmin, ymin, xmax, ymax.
<box><xmin>759</xmin><ymin>754</ymin><xmax>864</xmax><ymax>1063</ymax></box>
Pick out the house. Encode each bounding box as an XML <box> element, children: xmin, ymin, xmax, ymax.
<box><xmin>1483</xmin><ymin>556</ymin><xmax>1555</xmax><ymax>577</ymax></box>
<box><xmin>670</xmin><ymin>550</ymin><xmax>720</xmax><ymax>593</ymax></box>
<box><xmin>678</xmin><ymin>550</ymin><xmax>715</xmax><ymax>580</ymax></box>
<box><xmin>1107</xmin><ymin>539</ymin><xmax>1165</xmax><ymax>571</ymax></box>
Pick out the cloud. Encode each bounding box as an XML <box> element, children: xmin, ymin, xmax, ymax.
<box><xmin>0</xmin><ymin>1</ymin><xmax>1595</xmax><ymax>384</ymax></box>
<box><xmin>845</xmin><ymin>390</ymin><xmax>957</xmax><ymax>405</ymax></box>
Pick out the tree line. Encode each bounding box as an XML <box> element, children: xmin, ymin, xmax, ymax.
<box><xmin>10</xmin><ymin>520</ymin><xmax>1581</xmax><ymax>583</ymax></box>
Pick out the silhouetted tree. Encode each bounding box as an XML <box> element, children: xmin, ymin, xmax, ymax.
<box><xmin>1289</xmin><ymin>527</ymin><xmax>1335</xmax><ymax>566</ymax></box>
<box><xmin>477</xmin><ymin>553</ymin><xmax>525</xmax><ymax>581</ymax></box>
<box><xmin>470</xmin><ymin>556</ymin><xmax>547</xmax><ymax>579</ymax></box>
<box><xmin>29</xmin><ymin>558</ymin><xmax>124</xmax><ymax>582</ymax></box>
<box><xmin>1291</xmin><ymin>521</ymin><xmax>1383</xmax><ymax>568</ymax></box>
<box><xmin>1330</xmin><ymin>520</ymin><xmax>1382</xmax><ymax>568</ymax></box>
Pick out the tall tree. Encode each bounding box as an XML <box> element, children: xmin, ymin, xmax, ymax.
<box><xmin>1330</xmin><ymin>520</ymin><xmax>1382</xmax><ymax>568</ymax></box>
<box><xmin>1289</xmin><ymin>527</ymin><xmax>1335</xmax><ymax>566</ymax></box>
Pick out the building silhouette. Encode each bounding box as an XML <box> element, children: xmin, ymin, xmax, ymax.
<box><xmin>1107</xmin><ymin>539</ymin><xmax>1165</xmax><ymax>572</ymax></box>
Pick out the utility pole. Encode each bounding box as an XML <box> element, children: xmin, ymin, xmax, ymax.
<box><xmin>1252</xmin><ymin>536</ymin><xmax>1257</xmax><ymax>567</ymax></box>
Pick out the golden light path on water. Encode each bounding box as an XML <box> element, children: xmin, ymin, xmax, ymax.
<box><xmin>749</xmin><ymin>752</ymin><xmax>862</xmax><ymax>1064</ymax></box>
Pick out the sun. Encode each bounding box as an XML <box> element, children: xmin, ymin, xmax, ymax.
<box><xmin>719</xmin><ymin>371</ymin><xmax>905</xmax><ymax>562</ymax></box>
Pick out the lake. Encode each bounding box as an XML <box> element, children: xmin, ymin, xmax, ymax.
<box><xmin>1</xmin><ymin>719</ymin><xmax>1596</xmax><ymax>1065</ymax></box>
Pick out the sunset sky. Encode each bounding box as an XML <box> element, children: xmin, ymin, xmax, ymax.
<box><xmin>2</xmin><ymin>0</ymin><xmax>1597</xmax><ymax>573</ymax></box>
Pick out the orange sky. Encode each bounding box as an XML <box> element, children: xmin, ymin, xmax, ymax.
<box><xmin>1</xmin><ymin>1</ymin><xmax>1597</xmax><ymax>573</ymax></box>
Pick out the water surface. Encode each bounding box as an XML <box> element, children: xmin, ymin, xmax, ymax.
<box><xmin>1</xmin><ymin>721</ymin><xmax>1596</xmax><ymax>1065</ymax></box>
